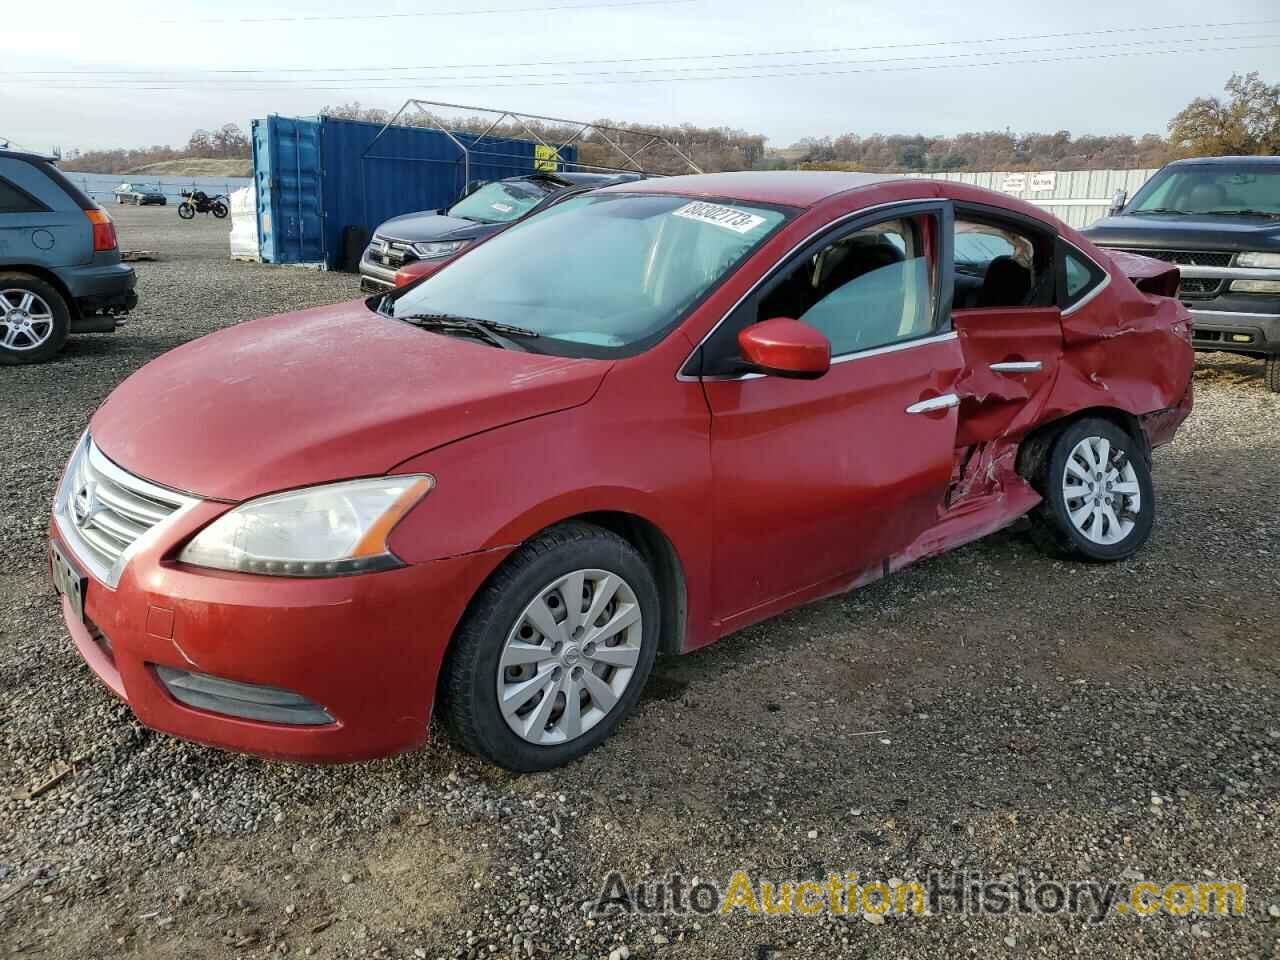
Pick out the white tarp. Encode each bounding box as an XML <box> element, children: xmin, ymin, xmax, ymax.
<box><xmin>228</xmin><ymin>186</ymin><xmax>259</xmax><ymax>261</ymax></box>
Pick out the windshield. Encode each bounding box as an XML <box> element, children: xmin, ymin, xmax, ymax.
<box><xmin>390</xmin><ymin>193</ymin><xmax>789</xmax><ymax>356</ymax></box>
<box><xmin>447</xmin><ymin>178</ymin><xmax>559</xmax><ymax>224</ymax></box>
<box><xmin>1128</xmin><ymin>167</ymin><xmax>1280</xmax><ymax>216</ymax></box>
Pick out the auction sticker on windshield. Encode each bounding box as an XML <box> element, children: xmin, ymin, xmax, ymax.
<box><xmin>492</xmin><ymin>202</ymin><xmax>515</xmax><ymax>214</ymax></box>
<box><xmin>672</xmin><ymin>201</ymin><xmax>768</xmax><ymax>234</ymax></box>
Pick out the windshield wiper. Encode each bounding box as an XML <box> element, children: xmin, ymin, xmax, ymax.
<box><xmin>396</xmin><ymin>312</ymin><xmax>539</xmax><ymax>351</ymax></box>
<box><xmin>1131</xmin><ymin>207</ymin><xmax>1189</xmax><ymax>215</ymax></box>
<box><xmin>1202</xmin><ymin>208</ymin><xmax>1280</xmax><ymax>219</ymax></box>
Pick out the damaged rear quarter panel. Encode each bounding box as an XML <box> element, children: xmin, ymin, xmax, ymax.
<box><xmin>1052</xmin><ymin>240</ymin><xmax>1195</xmax><ymax>429</ymax></box>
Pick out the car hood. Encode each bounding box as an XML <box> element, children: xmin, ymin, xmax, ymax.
<box><xmin>377</xmin><ymin>211</ymin><xmax>496</xmax><ymax>244</ymax></box>
<box><xmin>90</xmin><ymin>301</ymin><xmax>611</xmax><ymax>502</ymax></box>
<box><xmin>1084</xmin><ymin>213</ymin><xmax>1280</xmax><ymax>252</ymax></box>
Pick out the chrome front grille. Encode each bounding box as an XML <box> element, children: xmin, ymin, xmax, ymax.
<box><xmin>54</xmin><ymin>436</ymin><xmax>199</xmax><ymax>587</ymax></box>
<box><xmin>1113</xmin><ymin>248</ymin><xmax>1234</xmax><ymax>268</ymax></box>
<box><xmin>367</xmin><ymin>235</ymin><xmax>417</xmax><ymax>268</ymax></box>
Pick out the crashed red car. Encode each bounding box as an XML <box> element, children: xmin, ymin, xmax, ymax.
<box><xmin>49</xmin><ymin>173</ymin><xmax>1194</xmax><ymax>771</ymax></box>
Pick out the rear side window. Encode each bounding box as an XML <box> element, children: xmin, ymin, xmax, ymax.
<box><xmin>0</xmin><ymin>177</ymin><xmax>48</xmax><ymax>214</ymax></box>
<box><xmin>953</xmin><ymin>217</ymin><xmax>1056</xmax><ymax>310</ymax></box>
<box><xmin>29</xmin><ymin>159</ymin><xmax>96</xmax><ymax>211</ymax></box>
<box><xmin>1062</xmin><ymin>245</ymin><xmax>1108</xmax><ymax>310</ymax></box>
<box><xmin>1065</xmin><ymin>255</ymin><xmax>1092</xmax><ymax>297</ymax></box>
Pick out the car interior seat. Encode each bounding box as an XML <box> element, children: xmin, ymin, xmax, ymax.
<box><xmin>1185</xmin><ymin>182</ymin><xmax>1227</xmax><ymax>213</ymax></box>
<box><xmin>979</xmin><ymin>255</ymin><xmax>1032</xmax><ymax>307</ymax></box>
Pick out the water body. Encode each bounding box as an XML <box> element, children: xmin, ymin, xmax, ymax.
<box><xmin>63</xmin><ymin>170</ymin><xmax>253</xmax><ymax>203</ymax></box>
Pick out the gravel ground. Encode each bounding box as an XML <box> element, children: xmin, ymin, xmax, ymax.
<box><xmin>1</xmin><ymin>206</ymin><xmax>1278</xmax><ymax>958</ymax></box>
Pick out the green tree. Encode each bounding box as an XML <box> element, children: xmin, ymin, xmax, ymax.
<box><xmin>1167</xmin><ymin>72</ymin><xmax>1280</xmax><ymax>157</ymax></box>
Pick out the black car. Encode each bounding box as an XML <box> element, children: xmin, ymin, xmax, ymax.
<box><xmin>114</xmin><ymin>183</ymin><xmax>168</xmax><ymax>206</ymax></box>
<box><xmin>1083</xmin><ymin>155</ymin><xmax>1280</xmax><ymax>392</ymax></box>
<box><xmin>359</xmin><ymin>171</ymin><xmax>641</xmax><ymax>292</ymax></box>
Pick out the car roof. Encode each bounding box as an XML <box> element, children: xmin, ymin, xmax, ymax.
<box><xmin>598</xmin><ymin>171</ymin><xmax>905</xmax><ymax>208</ymax></box>
<box><xmin>1163</xmin><ymin>155</ymin><xmax>1280</xmax><ymax>168</ymax></box>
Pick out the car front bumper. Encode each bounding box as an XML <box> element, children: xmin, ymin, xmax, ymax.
<box><xmin>49</xmin><ymin>503</ymin><xmax>507</xmax><ymax>763</ymax></box>
<box><xmin>359</xmin><ymin>253</ymin><xmax>399</xmax><ymax>293</ymax></box>
<box><xmin>1186</xmin><ymin>306</ymin><xmax>1280</xmax><ymax>356</ymax></box>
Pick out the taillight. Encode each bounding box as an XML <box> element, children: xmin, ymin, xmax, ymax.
<box><xmin>85</xmin><ymin>208</ymin><xmax>118</xmax><ymax>252</ymax></box>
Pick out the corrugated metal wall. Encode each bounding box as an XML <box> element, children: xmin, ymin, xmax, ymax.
<box><xmin>252</xmin><ymin>114</ymin><xmax>577</xmax><ymax>267</ymax></box>
<box><xmin>906</xmin><ymin>168</ymin><xmax>1158</xmax><ymax>228</ymax></box>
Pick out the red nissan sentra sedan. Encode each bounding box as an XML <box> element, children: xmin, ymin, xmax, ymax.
<box><xmin>49</xmin><ymin>173</ymin><xmax>1194</xmax><ymax>771</ymax></box>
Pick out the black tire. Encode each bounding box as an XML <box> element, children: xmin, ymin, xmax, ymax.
<box><xmin>1027</xmin><ymin>417</ymin><xmax>1155</xmax><ymax>562</ymax></box>
<box><xmin>1266</xmin><ymin>356</ymin><xmax>1280</xmax><ymax>394</ymax></box>
<box><xmin>177</xmin><ymin>202</ymin><xmax>195</xmax><ymax>220</ymax></box>
<box><xmin>0</xmin><ymin>272</ymin><xmax>71</xmax><ymax>365</ymax></box>
<box><xmin>440</xmin><ymin>522</ymin><xmax>660</xmax><ymax>772</ymax></box>
<box><xmin>212</xmin><ymin>202</ymin><xmax>228</xmax><ymax>219</ymax></box>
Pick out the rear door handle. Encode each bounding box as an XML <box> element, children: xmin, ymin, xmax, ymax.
<box><xmin>990</xmin><ymin>361</ymin><xmax>1043</xmax><ymax>373</ymax></box>
<box><xmin>906</xmin><ymin>394</ymin><xmax>960</xmax><ymax>415</ymax></box>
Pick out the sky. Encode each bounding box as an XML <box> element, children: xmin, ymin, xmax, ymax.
<box><xmin>1</xmin><ymin>0</ymin><xmax>1277</xmax><ymax>154</ymax></box>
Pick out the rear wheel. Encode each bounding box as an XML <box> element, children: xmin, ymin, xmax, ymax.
<box><xmin>0</xmin><ymin>274</ymin><xmax>70</xmax><ymax>365</ymax></box>
<box><xmin>440</xmin><ymin>522</ymin><xmax>659</xmax><ymax>771</ymax></box>
<box><xmin>212</xmin><ymin>201</ymin><xmax>228</xmax><ymax>219</ymax></box>
<box><xmin>1028</xmin><ymin>418</ymin><xmax>1154</xmax><ymax>562</ymax></box>
<box><xmin>177</xmin><ymin>202</ymin><xmax>195</xmax><ymax>220</ymax></box>
<box><xmin>1266</xmin><ymin>355</ymin><xmax>1280</xmax><ymax>394</ymax></box>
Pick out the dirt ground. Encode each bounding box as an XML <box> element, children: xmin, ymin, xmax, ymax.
<box><xmin>1</xmin><ymin>206</ymin><xmax>1277</xmax><ymax>959</ymax></box>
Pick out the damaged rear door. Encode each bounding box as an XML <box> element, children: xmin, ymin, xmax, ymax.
<box><xmin>949</xmin><ymin>207</ymin><xmax>1066</xmax><ymax>447</ymax></box>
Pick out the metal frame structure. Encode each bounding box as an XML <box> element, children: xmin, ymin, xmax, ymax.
<box><xmin>359</xmin><ymin>99</ymin><xmax>703</xmax><ymax>185</ymax></box>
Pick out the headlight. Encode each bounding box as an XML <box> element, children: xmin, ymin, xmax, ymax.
<box><xmin>411</xmin><ymin>240</ymin><xmax>468</xmax><ymax>260</ymax></box>
<box><xmin>1235</xmin><ymin>252</ymin><xmax>1280</xmax><ymax>269</ymax></box>
<box><xmin>179</xmin><ymin>476</ymin><xmax>432</xmax><ymax>577</ymax></box>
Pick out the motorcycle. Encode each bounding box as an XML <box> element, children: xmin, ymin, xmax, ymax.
<box><xmin>178</xmin><ymin>190</ymin><xmax>229</xmax><ymax>220</ymax></box>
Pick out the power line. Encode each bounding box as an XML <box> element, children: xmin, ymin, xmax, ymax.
<box><xmin>29</xmin><ymin>40</ymin><xmax>1279</xmax><ymax>91</ymax></box>
<box><xmin>11</xmin><ymin>16</ymin><xmax>1279</xmax><ymax>75</ymax></box>
<box><xmin>7</xmin><ymin>31</ymin><xmax>1273</xmax><ymax>87</ymax></box>
<box><xmin>158</xmin><ymin>0</ymin><xmax>692</xmax><ymax>25</ymax></box>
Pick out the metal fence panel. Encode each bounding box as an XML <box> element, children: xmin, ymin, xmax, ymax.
<box><xmin>907</xmin><ymin>167</ymin><xmax>1159</xmax><ymax>228</ymax></box>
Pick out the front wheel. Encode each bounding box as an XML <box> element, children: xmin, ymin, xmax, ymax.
<box><xmin>177</xmin><ymin>202</ymin><xmax>195</xmax><ymax>220</ymax></box>
<box><xmin>440</xmin><ymin>523</ymin><xmax>660</xmax><ymax>771</ymax></box>
<box><xmin>1266</xmin><ymin>356</ymin><xmax>1279</xmax><ymax>394</ymax></box>
<box><xmin>1028</xmin><ymin>418</ymin><xmax>1155</xmax><ymax>562</ymax></box>
<box><xmin>212</xmin><ymin>201</ymin><xmax>228</xmax><ymax>219</ymax></box>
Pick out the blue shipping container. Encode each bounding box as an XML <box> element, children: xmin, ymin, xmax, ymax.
<box><xmin>251</xmin><ymin>114</ymin><xmax>576</xmax><ymax>268</ymax></box>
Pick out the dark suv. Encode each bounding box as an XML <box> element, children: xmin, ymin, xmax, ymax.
<box><xmin>360</xmin><ymin>171</ymin><xmax>640</xmax><ymax>292</ymax></box>
<box><xmin>0</xmin><ymin>150</ymin><xmax>137</xmax><ymax>364</ymax></box>
<box><xmin>1083</xmin><ymin>155</ymin><xmax>1280</xmax><ymax>392</ymax></box>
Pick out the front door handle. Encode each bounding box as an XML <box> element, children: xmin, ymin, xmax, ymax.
<box><xmin>906</xmin><ymin>393</ymin><xmax>960</xmax><ymax>415</ymax></box>
<box><xmin>990</xmin><ymin>361</ymin><xmax>1043</xmax><ymax>373</ymax></box>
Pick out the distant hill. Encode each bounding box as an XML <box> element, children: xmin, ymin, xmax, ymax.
<box><xmin>126</xmin><ymin>158</ymin><xmax>252</xmax><ymax>177</ymax></box>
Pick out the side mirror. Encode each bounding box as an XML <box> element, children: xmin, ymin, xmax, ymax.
<box><xmin>737</xmin><ymin>317</ymin><xmax>831</xmax><ymax>380</ymax></box>
<box><xmin>1109</xmin><ymin>189</ymin><xmax>1128</xmax><ymax>216</ymax></box>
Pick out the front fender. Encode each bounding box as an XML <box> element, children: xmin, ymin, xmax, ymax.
<box><xmin>386</xmin><ymin>379</ymin><xmax>716</xmax><ymax>649</ymax></box>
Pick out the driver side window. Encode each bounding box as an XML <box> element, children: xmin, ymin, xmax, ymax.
<box><xmin>755</xmin><ymin>216</ymin><xmax>937</xmax><ymax>357</ymax></box>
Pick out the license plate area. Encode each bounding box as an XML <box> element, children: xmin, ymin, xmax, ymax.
<box><xmin>51</xmin><ymin>542</ymin><xmax>87</xmax><ymax>624</ymax></box>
